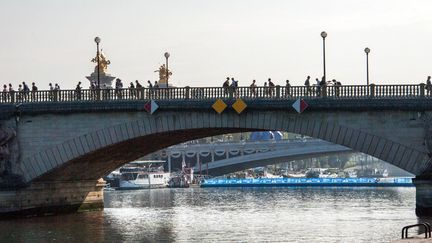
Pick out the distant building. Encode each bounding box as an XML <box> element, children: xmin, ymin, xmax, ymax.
<box><xmin>249</xmin><ymin>131</ymin><xmax>283</xmax><ymax>141</ymax></box>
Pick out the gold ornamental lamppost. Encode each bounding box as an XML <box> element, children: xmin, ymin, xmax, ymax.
<box><xmin>94</xmin><ymin>36</ymin><xmax>101</xmax><ymax>89</ymax></box>
<box><xmin>164</xmin><ymin>52</ymin><xmax>170</xmax><ymax>87</ymax></box>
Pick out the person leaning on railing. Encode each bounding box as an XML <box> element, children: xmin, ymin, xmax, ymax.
<box><xmin>332</xmin><ymin>79</ymin><xmax>342</xmax><ymax>97</ymax></box>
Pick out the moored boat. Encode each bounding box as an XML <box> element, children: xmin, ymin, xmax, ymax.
<box><xmin>107</xmin><ymin>160</ymin><xmax>170</xmax><ymax>190</ymax></box>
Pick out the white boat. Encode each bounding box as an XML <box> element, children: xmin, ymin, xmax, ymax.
<box><xmin>118</xmin><ymin>160</ymin><xmax>170</xmax><ymax>190</ymax></box>
<box><xmin>119</xmin><ymin>171</ymin><xmax>170</xmax><ymax>189</ymax></box>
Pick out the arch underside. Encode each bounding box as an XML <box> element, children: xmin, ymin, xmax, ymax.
<box><xmin>20</xmin><ymin>111</ymin><xmax>431</xmax><ymax>183</ymax></box>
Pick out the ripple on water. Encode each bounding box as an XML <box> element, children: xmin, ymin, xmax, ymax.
<box><xmin>0</xmin><ymin>187</ymin><xmax>417</xmax><ymax>242</ymax></box>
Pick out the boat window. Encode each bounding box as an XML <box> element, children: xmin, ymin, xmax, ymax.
<box><xmin>122</xmin><ymin>173</ymin><xmax>138</xmax><ymax>180</ymax></box>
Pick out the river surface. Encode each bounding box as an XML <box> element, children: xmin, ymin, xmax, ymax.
<box><xmin>0</xmin><ymin>187</ymin><xmax>421</xmax><ymax>242</ymax></box>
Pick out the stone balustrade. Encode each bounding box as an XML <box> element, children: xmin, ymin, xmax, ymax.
<box><xmin>0</xmin><ymin>84</ymin><xmax>428</xmax><ymax>103</ymax></box>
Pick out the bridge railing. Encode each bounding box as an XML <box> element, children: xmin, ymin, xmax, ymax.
<box><xmin>373</xmin><ymin>84</ymin><xmax>422</xmax><ymax>98</ymax></box>
<box><xmin>0</xmin><ymin>84</ymin><xmax>428</xmax><ymax>103</ymax></box>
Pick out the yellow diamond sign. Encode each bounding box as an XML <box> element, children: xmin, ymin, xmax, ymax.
<box><xmin>212</xmin><ymin>99</ymin><xmax>227</xmax><ymax>114</ymax></box>
<box><xmin>232</xmin><ymin>98</ymin><xmax>247</xmax><ymax>114</ymax></box>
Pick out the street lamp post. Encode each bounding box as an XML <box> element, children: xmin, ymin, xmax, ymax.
<box><xmin>94</xmin><ymin>36</ymin><xmax>101</xmax><ymax>89</ymax></box>
<box><xmin>321</xmin><ymin>31</ymin><xmax>327</xmax><ymax>82</ymax></box>
<box><xmin>364</xmin><ymin>47</ymin><xmax>370</xmax><ymax>86</ymax></box>
<box><xmin>164</xmin><ymin>52</ymin><xmax>170</xmax><ymax>88</ymax></box>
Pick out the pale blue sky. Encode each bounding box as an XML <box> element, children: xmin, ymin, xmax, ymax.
<box><xmin>1</xmin><ymin>0</ymin><xmax>431</xmax><ymax>89</ymax></box>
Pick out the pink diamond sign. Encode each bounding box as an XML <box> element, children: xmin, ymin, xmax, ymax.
<box><xmin>292</xmin><ymin>98</ymin><xmax>308</xmax><ymax>113</ymax></box>
<box><xmin>144</xmin><ymin>100</ymin><xmax>159</xmax><ymax>114</ymax></box>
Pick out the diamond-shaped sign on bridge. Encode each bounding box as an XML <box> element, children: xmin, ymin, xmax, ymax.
<box><xmin>292</xmin><ymin>98</ymin><xmax>308</xmax><ymax>113</ymax></box>
<box><xmin>144</xmin><ymin>100</ymin><xmax>159</xmax><ymax>114</ymax></box>
<box><xmin>232</xmin><ymin>98</ymin><xmax>247</xmax><ymax>114</ymax></box>
<box><xmin>212</xmin><ymin>99</ymin><xmax>228</xmax><ymax>114</ymax></box>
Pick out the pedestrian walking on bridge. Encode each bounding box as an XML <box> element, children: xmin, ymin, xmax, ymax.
<box><xmin>304</xmin><ymin>76</ymin><xmax>311</xmax><ymax>95</ymax></box>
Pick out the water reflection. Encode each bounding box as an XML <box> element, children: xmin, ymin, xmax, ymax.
<box><xmin>0</xmin><ymin>211</ymin><xmax>108</xmax><ymax>242</ymax></box>
<box><xmin>0</xmin><ymin>187</ymin><xmax>418</xmax><ymax>242</ymax></box>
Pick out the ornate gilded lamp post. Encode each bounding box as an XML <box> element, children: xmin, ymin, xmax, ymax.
<box><xmin>320</xmin><ymin>31</ymin><xmax>327</xmax><ymax>82</ymax></box>
<box><xmin>94</xmin><ymin>36</ymin><xmax>101</xmax><ymax>89</ymax></box>
<box><xmin>164</xmin><ymin>52</ymin><xmax>170</xmax><ymax>87</ymax></box>
<box><xmin>364</xmin><ymin>47</ymin><xmax>370</xmax><ymax>86</ymax></box>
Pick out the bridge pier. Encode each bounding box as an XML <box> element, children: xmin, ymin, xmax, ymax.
<box><xmin>0</xmin><ymin>179</ymin><xmax>104</xmax><ymax>218</ymax></box>
<box><xmin>413</xmin><ymin>177</ymin><xmax>432</xmax><ymax>217</ymax></box>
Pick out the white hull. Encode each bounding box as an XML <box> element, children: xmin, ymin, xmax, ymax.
<box><xmin>119</xmin><ymin>172</ymin><xmax>170</xmax><ymax>190</ymax></box>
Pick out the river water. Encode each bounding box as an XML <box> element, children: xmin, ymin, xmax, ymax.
<box><xmin>0</xmin><ymin>187</ymin><xmax>420</xmax><ymax>242</ymax></box>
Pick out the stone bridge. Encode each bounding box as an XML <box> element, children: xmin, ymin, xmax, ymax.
<box><xmin>1</xmin><ymin>84</ymin><xmax>432</xmax><ymax>217</ymax></box>
<box><xmin>153</xmin><ymin>139</ymin><xmax>351</xmax><ymax>176</ymax></box>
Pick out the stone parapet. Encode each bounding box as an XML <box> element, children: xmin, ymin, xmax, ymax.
<box><xmin>0</xmin><ymin>179</ymin><xmax>104</xmax><ymax>218</ymax></box>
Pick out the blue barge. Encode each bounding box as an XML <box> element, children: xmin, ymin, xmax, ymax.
<box><xmin>200</xmin><ymin>177</ymin><xmax>414</xmax><ymax>188</ymax></box>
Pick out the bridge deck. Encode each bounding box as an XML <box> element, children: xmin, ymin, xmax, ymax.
<box><xmin>1</xmin><ymin>98</ymin><xmax>431</xmax><ymax>120</ymax></box>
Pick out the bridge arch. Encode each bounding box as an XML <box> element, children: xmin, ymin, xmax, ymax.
<box><xmin>18</xmin><ymin>110</ymin><xmax>430</xmax><ymax>183</ymax></box>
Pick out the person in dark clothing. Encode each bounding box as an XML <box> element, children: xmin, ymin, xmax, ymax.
<box><xmin>31</xmin><ymin>82</ymin><xmax>37</xmax><ymax>101</ymax></box>
<box><xmin>318</xmin><ymin>76</ymin><xmax>326</xmax><ymax>97</ymax></box>
<box><xmin>426</xmin><ymin>76</ymin><xmax>432</xmax><ymax>96</ymax></box>
<box><xmin>129</xmin><ymin>82</ymin><xmax>136</xmax><ymax>98</ymax></box>
<box><xmin>285</xmin><ymin>80</ymin><xmax>291</xmax><ymax>97</ymax></box>
<box><xmin>115</xmin><ymin>78</ymin><xmax>123</xmax><ymax>99</ymax></box>
<box><xmin>2</xmin><ymin>84</ymin><xmax>7</xmax><ymax>102</ymax></box>
<box><xmin>135</xmin><ymin>80</ymin><xmax>143</xmax><ymax>98</ymax></box>
<box><xmin>75</xmin><ymin>81</ymin><xmax>82</xmax><ymax>100</ymax></box>
<box><xmin>304</xmin><ymin>76</ymin><xmax>311</xmax><ymax>95</ymax></box>
<box><xmin>22</xmin><ymin>82</ymin><xmax>30</xmax><ymax>101</ymax></box>
<box><xmin>250</xmin><ymin>80</ymin><xmax>257</xmax><ymax>97</ymax></box>
<box><xmin>333</xmin><ymin>79</ymin><xmax>342</xmax><ymax>97</ymax></box>
<box><xmin>223</xmin><ymin>77</ymin><xmax>230</xmax><ymax>96</ymax></box>
<box><xmin>268</xmin><ymin>78</ymin><xmax>275</xmax><ymax>97</ymax></box>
